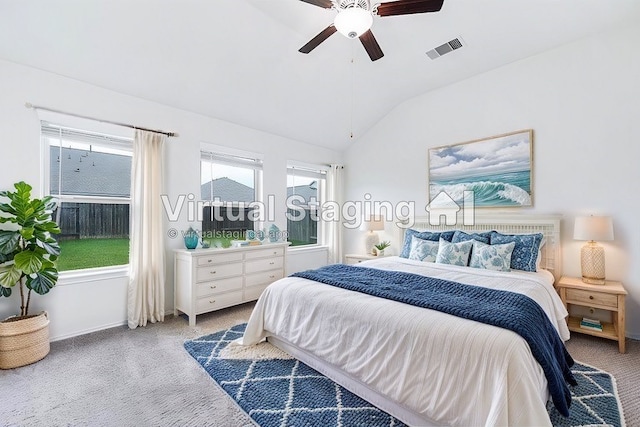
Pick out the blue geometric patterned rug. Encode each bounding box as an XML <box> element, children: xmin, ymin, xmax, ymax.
<box><xmin>184</xmin><ymin>324</ymin><xmax>625</xmax><ymax>427</ymax></box>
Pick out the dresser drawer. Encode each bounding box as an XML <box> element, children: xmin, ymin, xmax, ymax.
<box><xmin>196</xmin><ymin>277</ymin><xmax>243</xmax><ymax>297</ymax></box>
<box><xmin>196</xmin><ymin>262</ymin><xmax>243</xmax><ymax>282</ymax></box>
<box><xmin>196</xmin><ymin>290</ymin><xmax>244</xmax><ymax>314</ymax></box>
<box><xmin>245</xmin><ymin>257</ymin><xmax>284</xmax><ymax>274</ymax></box>
<box><xmin>245</xmin><ymin>269</ymin><xmax>284</xmax><ymax>288</ymax></box>
<box><xmin>245</xmin><ymin>247</ymin><xmax>285</xmax><ymax>260</ymax></box>
<box><xmin>196</xmin><ymin>252</ymin><xmax>243</xmax><ymax>267</ymax></box>
<box><xmin>566</xmin><ymin>289</ymin><xmax>618</xmax><ymax>308</ymax></box>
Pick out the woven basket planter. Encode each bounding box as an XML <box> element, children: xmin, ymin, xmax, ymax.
<box><xmin>0</xmin><ymin>311</ymin><xmax>50</xmax><ymax>369</ymax></box>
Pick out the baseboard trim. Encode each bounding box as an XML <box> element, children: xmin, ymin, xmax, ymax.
<box><xmin>50</xmin><ymin>320</ymin><xmax>128</xmax><ymax>342</ymax></box>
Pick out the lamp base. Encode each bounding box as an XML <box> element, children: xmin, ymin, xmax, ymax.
<box><xmin>364</xmin><ymin>231</ymin><xmax>379</xmax><ymax>256</ymax></box>
<box><xmin>581</xmin><ymin>241</ymin><xmax>606</xmax><ymax>285</ymax></box>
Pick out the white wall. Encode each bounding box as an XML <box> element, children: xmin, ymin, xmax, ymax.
<box><xmin>0</xmin><ymin>59</ymin><xmax>341</xmax><ymax>340</ymax></box>
<box><xmin>344</xmin><ymin>23</ymin><xmax>640</xmax><ymax>338</ymax></box>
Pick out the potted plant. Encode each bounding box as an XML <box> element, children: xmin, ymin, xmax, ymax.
<box><xmin>0</xmin><ymin>181</ymin><xmax>60</xmax><ymax>369</ymax></box>
<box><xmin>374</xmin><ymin>241</ymin><xmax>391</xmax><ymax>256</ymax></box>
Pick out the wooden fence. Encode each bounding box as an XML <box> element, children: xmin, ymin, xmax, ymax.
<box><xmin>287</xmin><ymin>208</ymin><xmax>317</xmax><ymax>245</ymax></box>
<box><xmin>55</xmin><ymin>203</ymin><xmax>129</xmax><ymax>240</ymax></box>
<box><xmin>201</xmin><ymin>206</ymin><xmax>316</xmax><ymax>244</ymax></box>
<box><xmin>202</xmin><ymin>206</ymin><xmax>254</xmax><ymax>235</ymax></box>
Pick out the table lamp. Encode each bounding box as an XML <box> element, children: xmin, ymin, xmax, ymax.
<box><xmin>573</xmin><ymin>216</ymin><xmax>614</xmax><ymax>285</ymax></box>
<box><xmin>364</xmin><ymin>216</ymin><xmax>384</xmax><ymax>255</ymax></box>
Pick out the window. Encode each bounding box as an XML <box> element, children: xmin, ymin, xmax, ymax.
<box><xmin>287</xmin><ymin>164</ymin><xmax>327</xmax><ymax>247</ymax></box>
<box><xmin>200</xmin><ymin>150</ymin><xmax>263</xmax><ymax>246</ymax></box>
<box><xmin>41</xmin><ymin>122</ymin><xmax>133</xmax><ymax>272</ymax></box>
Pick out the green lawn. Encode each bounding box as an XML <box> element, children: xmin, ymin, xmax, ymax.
<box><xmin>57</xmin><ymin>238</ymin><xmax>129</xmax><ymax>271</ymax></box>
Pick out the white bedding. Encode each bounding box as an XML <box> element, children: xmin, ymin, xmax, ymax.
<box><xmin>240</xmin><ymin>257</ymin><xmax>570</xmax><ymax>426</ymax></box>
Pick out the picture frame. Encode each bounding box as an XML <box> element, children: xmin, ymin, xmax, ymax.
<box><xmin>428</xmin><ymin>129</ymin><xmax>533</xmax><ymax>208</ymax></box>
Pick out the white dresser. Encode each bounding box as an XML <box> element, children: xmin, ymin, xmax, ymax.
<box><xmin>174</xmin><ymin>242</ymin><xmax>289</xmax><ymax>326</ymax></box>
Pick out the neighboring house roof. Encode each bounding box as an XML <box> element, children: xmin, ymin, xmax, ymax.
<box><xmin>201</xmin><ymin>177</ymin><xmax>255</xmax><ymax>203</ymax></box>
<box><xmin>287</xmin><ymin>182</ymin><xmax>318</xmax><ymax>205</ymax></box>
<box><xmin>49</xmin><ymin>147</ymin><xmax>131</xmax><ymax>198</ymax></box>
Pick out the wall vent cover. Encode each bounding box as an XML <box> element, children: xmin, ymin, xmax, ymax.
<box><xmin>426</xmin><ymin>38</ymin><xmax>464</xmax><ymax>60</ymax></box>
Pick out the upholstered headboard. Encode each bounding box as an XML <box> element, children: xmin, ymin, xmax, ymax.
<box><xmin>396</xmin><ymin>214</ymin><xmax>562</xmax><ymax>282</ymax></box>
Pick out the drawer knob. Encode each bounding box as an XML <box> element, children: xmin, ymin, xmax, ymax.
<box><xmin>589</xmin><ymin>295</ymin><xmax>594</xmax><ymax>300</ymax></box>
<box><xmin>269</xmin><ymin>275</ymin><xmax>275</xmax><ymax>279</ymax></box>
<box><xmin>273</xmin><ymin>251</ymin><xmax>277</xmax><ymax>255</ymax></box>
<box><xmin>209</xmin><ymin>300</ymin><xmax>216</xmax><ymax>304</ymax></box>
<box><xmin>207</xmin><ymin>259</ymin><xmax>212</xmax><ymax>263</ymax></box>
<box><xmin>210</xmin><ymin>285</ymin><xmax>216</xmax><ymax>289</ymax></box>
<box><xmin>269</xmin><ymin>261</ymin><xmax>275</xmax><ymax>265</ymax></box>
<box><xmin>210</xmin><ymin>271</ymin><xmax>216</xmax><ymax>275</ymax></box>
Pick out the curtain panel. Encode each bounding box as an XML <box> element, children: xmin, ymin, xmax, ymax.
<box><xmin>325</xmin><ymin>164</ymin><xmax>344</xmax><ymax>264</ymax></box>
<box><xmin>128</xmin><ymin>130</ymin><xmax>166</xmax><ymax>329</ymax></box>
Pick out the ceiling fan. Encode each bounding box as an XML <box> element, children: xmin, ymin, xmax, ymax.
<box><xmin>298</xmin><ymin>0</ymin><xmax>445</xmax><ymax>61</ymax></box>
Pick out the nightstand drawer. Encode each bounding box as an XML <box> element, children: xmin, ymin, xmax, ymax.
<box><xmin>566</xmin><ymin>289</ymin><xmax>618</xmax><ymax>308</ymax></box>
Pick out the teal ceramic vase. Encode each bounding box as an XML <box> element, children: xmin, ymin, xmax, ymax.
<box><xmin>183</xmin><ymin>227</ymin><xmax>199</xmax><ymax>249</ymax></box>
<box><xmin>268</xmin><ymin>224</ymin><xmax>280</xmax><ymax>243</ymax></box>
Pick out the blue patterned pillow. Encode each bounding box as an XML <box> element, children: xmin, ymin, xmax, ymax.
<box><xmin>408</xmin><ymin>236</ymin><xmax>439</xmax><ymax>262</ymax></box>
<box><xmin>469</xmin><ymin>241</ymin><xmax>516</xmax><ymax>272</ymax></box>
<box><xmin>490</xmin><ymin>231</ymin><xmax>544</xmax><ymax>272</ymax></box>
<box><xmin>435</xmin><ymin>238</ymin><xmax>473</xmax><ymax>266</ymax></box>
<box><xmin>400</xmin><ymin>229</ymin><xmax>456</xmax><ymax>258</ymax></box>
<box><xmin>451</xmin><ymin>230</ymin><xmax>490</xmax><ymax>244</ymax></box>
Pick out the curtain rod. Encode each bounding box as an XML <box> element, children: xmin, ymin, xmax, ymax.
<box><xmin>25</xmin><ymin>103</ymin><xmax>178</xmax><ymax>138</ymax></box>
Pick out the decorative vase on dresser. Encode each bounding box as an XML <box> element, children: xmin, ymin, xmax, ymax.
<box><xmin>174</xmin><ymin>242</ymin><xmax>289</xmax><ymax>326</ymax></box>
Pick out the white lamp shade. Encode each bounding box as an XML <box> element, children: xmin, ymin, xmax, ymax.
<box><xmin>364</xmin><ymin>216</ymin><xmax>384</xmax><ymax>231</ymax></box>
<box><xmin>334</xmin><ymin>8</ymin><xmax>373</xmax><ymax>39</ymax></box>
<box><xmin>574</xmin><ymin>216</ymin><xmax>614</xmax><ymax>242</ymax></box>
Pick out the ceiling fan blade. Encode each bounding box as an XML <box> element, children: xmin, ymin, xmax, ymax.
<box><xmin>299</xmin><ymin>25</ymin><xmax>337</xmax><ymax>54</ymax></box>
<box><xmin>299</xmin><ymin>0</ymin><xmax>334</xmax><ymax>9</ymax></box>
<box><xmin>359</xmin><ymin>30</ymin><xmax>384</xmax><ymax>61</ymax></box>
<box><xmin>376</xmin><ymin>0</ymin><xmax>444</xmax><ymax>17</ymax></box>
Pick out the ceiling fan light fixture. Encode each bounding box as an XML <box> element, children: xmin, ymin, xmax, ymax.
<box><xmin>334</xmin><ymin>7</ymin><xmax>373</xmax><ymax>38</ymax></box>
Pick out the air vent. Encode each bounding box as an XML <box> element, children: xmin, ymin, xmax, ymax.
<box><xmin>426</xmin><ymin>38</ymin><xmax>464</xmax><ymax>60</ymax></box>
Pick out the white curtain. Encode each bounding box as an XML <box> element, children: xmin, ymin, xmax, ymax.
<box><xmin>325</xmin><ymin>164</ymin><xmax>345</xmax><ymax>264</ymax></box>
<box><xmin>128</xmin><ymin>130</ymin><xmax>166</xmax><ymax>329</ymax></box>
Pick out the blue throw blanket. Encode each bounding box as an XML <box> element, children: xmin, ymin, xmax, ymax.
<box><xmin>292</xmin><ymin>264</ymin><xmax>577</xmax><ymax>417</ymax></box>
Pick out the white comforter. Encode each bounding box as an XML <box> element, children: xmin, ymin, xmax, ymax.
<box><xmin>241</xmin><ymin>257</ymin><xmax>570</xmax><ymax>426</ymax></box>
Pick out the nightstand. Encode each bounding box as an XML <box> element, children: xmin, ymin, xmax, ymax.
<box><xmin>344</xmin><ymin>254</ymin><xmax>379</xmax><ymax>265</ymax></box>
<box><xmin>556</xmin><ymin>276</ymin><xmax>627</xmax><ymax>353</ymax></box>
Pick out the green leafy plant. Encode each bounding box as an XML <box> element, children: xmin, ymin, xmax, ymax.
<box><xmin>0</xmin><ymin>182</ymin><xmax>60</xmax><ymax>317</ymax></box>
<box><xmin>375</xmin><ymin>241</ymin><xmax>391</xmax><ymax>251</ymax></box>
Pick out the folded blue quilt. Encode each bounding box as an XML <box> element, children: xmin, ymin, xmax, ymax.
<box><xmin>292</xmin><ymin>264</ymin><xmax>577</xmax><ymax>417</ymax></box>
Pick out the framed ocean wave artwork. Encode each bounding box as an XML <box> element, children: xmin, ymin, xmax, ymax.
<box><xmin>428</xmin><ymin>129</ymin><xmax>533</xmax><ymax>208</ymax></box>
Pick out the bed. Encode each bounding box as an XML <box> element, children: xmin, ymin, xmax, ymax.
<box><xmin>240</xmin><ymin>214</ymin><xmax>572</xmax><ymax>426</ymax></box>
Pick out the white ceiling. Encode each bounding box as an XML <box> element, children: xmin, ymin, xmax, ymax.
<box><xmin>1</xmin><ymin>0</ymin><xmax>639</xmax><ymax>151</ymax></box>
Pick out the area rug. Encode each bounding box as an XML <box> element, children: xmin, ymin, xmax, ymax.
<box><xmin>184</xmin><ymin>324</ymin><xmax>625</xmax><ymax>427</ymax></box>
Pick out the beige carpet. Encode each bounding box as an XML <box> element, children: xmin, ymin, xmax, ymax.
<box><xmin>565</xmin><ymin>333</ymin><xmax>640</xmax><ymax>426</ymax></box>
<box><xmin>1</xmin><ymin>302</ymin><xmax>637</xmax><ymax>426</ymax></box>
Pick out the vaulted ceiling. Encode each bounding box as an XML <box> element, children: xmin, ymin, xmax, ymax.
<box><xmin>1</xmin><ymin>0</ymin><xmax>639</xmax><ymax>151</ymax></box>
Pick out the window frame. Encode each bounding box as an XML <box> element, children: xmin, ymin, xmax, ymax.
<box><xmin>199</xmin><ymin>145</ymin><xmax>264</xmax><ymax>235</ymax></box>
<box><xmin>41</xmin><ymin>122</ymin><xmax>134</xmax><ymax>274</ymax></box>
<box><xmin>286</xmin><ymin>162</ymin><xmax>328</xmax><ymax>248</ymax></box>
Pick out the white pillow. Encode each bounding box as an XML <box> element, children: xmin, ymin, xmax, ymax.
<box><xmin>408</xmin><ymin>236</ymin><xmax>439</xmax><ymax>262</ymax></box>
<box><xmin>469</xmin><ymin>241</ymin><xmax>516</xmax><ymax>272</ymax></box>
<box><xmin>435</xmin><ymin>238</ymin><xmax>473</xmax><ymax>266</ymax></box>
<box><xmin>536</xmin><ymin>237</ymin><xmax>547</xmax><ymax>271</ymax></box>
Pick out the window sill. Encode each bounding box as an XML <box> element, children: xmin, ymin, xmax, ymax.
<box><xmin>58</xmin><ymin>265</ymin><xmax>129</xmax><ymax>286</ymax></box>
<box><xmin>287</xmin><ymin>245</ymin><xmax>329</xmax><ymax>254</ymax></box>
